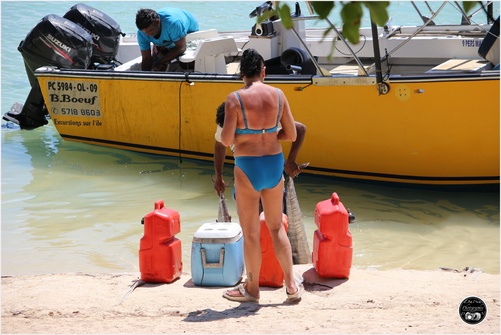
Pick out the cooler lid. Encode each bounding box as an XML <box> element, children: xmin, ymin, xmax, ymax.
<box><xmin>193</xmin><ymin>222</ymin><xmax>242</xmax><ymax>243</ymax></box>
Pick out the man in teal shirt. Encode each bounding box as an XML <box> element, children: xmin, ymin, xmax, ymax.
<box><xmin>135</xmin><ymin>8</ymin><xmax>199</xmax><ymax>71</ymax></box>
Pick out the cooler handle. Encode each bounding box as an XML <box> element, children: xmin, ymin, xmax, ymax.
<box><xmin>201</xmin><ymin>248</ymin><xmax>225</xmax><ymax>268</ymax></box>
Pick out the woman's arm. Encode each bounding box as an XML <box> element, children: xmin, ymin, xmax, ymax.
<box><xmin>213</xmin><ymin>139</ymin><xmax>227</xmax><ymax>195</ymax></box>
<box><xmin>221</xmin><ymin>94</ymin><xmax>238</xmax><ymax>147</ymax></box>
<box><xmin>277</xmin><ymin>90</ymin><xmax>297</xmax><ymax>142</ymax></box>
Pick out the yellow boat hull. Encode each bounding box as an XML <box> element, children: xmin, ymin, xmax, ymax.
<box><xmin>36</xmin><ymin>70</ymin><xmax>499</xmax><ymax>187</ymax></box>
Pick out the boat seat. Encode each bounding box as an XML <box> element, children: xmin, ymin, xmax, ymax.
<box><xmin>226</xmin><ymin>62</ymin><xmax>240</xmax><ymax>75</ymax></box>
<box><xmin>179</xmin><ymin>35</ymin><xmax>239</xmax><ymax>73</ymax></box>
<box><xmin>426</xmin><ymin>59</ymin><xmax>493</xmax><ymax>73</ymax></box>
<box><xmin>185</xmin><ymin>29</ymin><xmax>219</xmax><ymax>42</ymax></box>
<box><xmin>330</xmin><ymin>64</ymin><xmax>362</xmax><ymax>76</ymax></box>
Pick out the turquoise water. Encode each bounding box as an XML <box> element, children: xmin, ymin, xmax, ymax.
<box><xmin>1</xmin><ymin>1</ymin><xmax>499</xmax><ymax>276</ymax></box>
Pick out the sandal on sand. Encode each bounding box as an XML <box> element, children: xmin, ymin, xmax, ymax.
<box><xmin>223</xmin><ymin>284</ymin><xmax>259</xmax><ymax>303</ymax></box>
<box><xmin>286</xmin><ymin>283</ymin><xmax>304</xmax><ymax>302</ymax></box>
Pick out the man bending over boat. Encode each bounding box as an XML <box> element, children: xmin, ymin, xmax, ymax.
<box><xmin>213</xmin><ymin>101</ymin><xmax>307</xmax><ymax>196</ymax></box>
<box><xmin>135</xmin><ymin>8</ymin><xmax>199</xmax><ymax>71</ymax></box>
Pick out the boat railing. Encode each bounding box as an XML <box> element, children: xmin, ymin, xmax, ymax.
<box><xmin>292</xmin><ymin>1</ymin><xmax>496</xmax><ymax>78</ymax></box>
<box><xmin>285</xmin><ymin>13</ymin><xmax>366</xmax><ymax>77</ymax></box>
<box><xmin>411</xmin><ymin>0</ymin><xmax>496</xmax><ymax>26</ymax></box>
<box><xmin>366</xmin><ymin>2</ymin><xmax>448</xmax><ymax>75</ymax></box>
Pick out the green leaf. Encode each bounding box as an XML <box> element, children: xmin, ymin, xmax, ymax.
<box><xmin>341</xmin><ymin>2</ymin><xmax>363</xmax><ymax>44</ymax></box>
<box><xmin>277</xmin><ymin>4</ymin><xmax>293</xmax><ymax>29</ymax></box>
<box><xmin>462</xmin><ymin>1</ymin><xmax>476</xmax><ymax>14</ymax></box>
<box><xmin>311</xmin><ymin>1</ymin><xmax>335</xmax><ymax>20</ymax></box>
<box><xmin>342</xmin><ymin>24</ymin><xmax>359</xmax><ymax>44</ymax></box>
<box><xmin>269</xmin><ymin>1</ymin><xmax>391</xmax><ymax>47</ymax></box>
<box><xmin>322</xmin><ymin>26</ymin><xmax>334</xmax><ymax>39</ymax></box>
<box><xmin>257</xmin><ymin>10</ymin><xmax>277</xmax><ymax>24</ymax></box>
<box><xmin>364</xmin><ymin>1</ymin><xmax>390</xmax><ymax>26</ymax></box>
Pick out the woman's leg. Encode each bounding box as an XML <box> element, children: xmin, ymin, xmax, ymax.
<box><xmin>260</xmin><ymin>178</ymin><xmax>299</xmax><ymax>295</ymax></box>
<box><xmin>230</xmin><ymin>165</ymin><xmax>262</xmax><ymax>298</ymax></box>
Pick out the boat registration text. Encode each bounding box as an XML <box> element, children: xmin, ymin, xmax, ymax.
<box><xmin>46</xmin><ymin>80</ymin><xmax>101</xmax><ymax>118</ymax></box>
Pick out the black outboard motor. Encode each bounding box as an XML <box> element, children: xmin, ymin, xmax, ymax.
<box><xmin>63</xmin><ymin>3</ymin><xmax>122</xmax><ymax>66</ymax></box>
<box><xmin>3</xmin><ymin>14</ymin><xmax>92</xmax><ymax>129</ymax></box>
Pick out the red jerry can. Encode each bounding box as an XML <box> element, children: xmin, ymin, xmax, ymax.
<box><xmin>139</xmin><ymin>200</ymin><xmax>182</xmax><ymax>283</ymax></box>
<box><xmin>312</xmin><ymin>192</ymin><xmax>353</xmax><ymax>278</ymax></box>
<box><xmin>259</xmin><ymin>212</ymin><xmax>289</xmax><ymax>287</ymax></box>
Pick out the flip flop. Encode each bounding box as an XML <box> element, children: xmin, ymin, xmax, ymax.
<box><xmin>286</xmin><ymin>282</ymin><xmax>304</xmax><ymax>302</ymax></box>
<box><xmin>223</xmin><ymin>284</ymin><xmax>259</xmax><ymax>303</ymax></box>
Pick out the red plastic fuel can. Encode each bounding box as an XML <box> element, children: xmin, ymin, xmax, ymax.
<box><xmin>259</xmin><ymin>212</ymin><xmax>289</xmax><ymax>287</ymax></box>
<box><xmin>139</xmin><ymin>200</ymin><xmax>182</xmax><ymax>283</ymax></box>
<box><xmin>312</xmin><ymin>192</ymin><xmax>353</xmax><ymax>278</ymax></box>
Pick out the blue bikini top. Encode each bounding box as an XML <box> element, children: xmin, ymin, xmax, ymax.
<box><xmin>234</xmin><ymin>88</ymin><xmax>281</xmax><ymax>135</ymax></box>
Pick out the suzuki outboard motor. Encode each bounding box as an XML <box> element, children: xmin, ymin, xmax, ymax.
<box><xmin>63</xmin><ymin>3</ymin><xmax>122</xmax><ymax>65</ymax></box>
<box><xmin>4</xmin><ymin>14</ymin><xmax>92</xmax><ymax>129</ymax></box>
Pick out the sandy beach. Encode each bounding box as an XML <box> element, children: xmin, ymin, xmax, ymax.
<box><xmin>1</xmin><ymin>265</ymin><xmax>499</xmax><ymax>334</ymax></box>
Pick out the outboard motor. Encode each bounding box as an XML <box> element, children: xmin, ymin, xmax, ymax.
<box><xmin>3</xmin><ymin>14</ymin><xmax>92</xmax><ymax>129</ymax></box>
<box><xmin>63</xmin><ymin>3</ymin><xmax>122</xmax><ymax>66</ymax></box>
<box><xmin>280</xmin><ymin>47</ymin><xmax>317</xmax><ymax>75</ymax></box>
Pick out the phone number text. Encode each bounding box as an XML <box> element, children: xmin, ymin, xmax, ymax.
<box><xmin>54</xmin><ymin>108</ymin><xmax>101</xmax><ymax>117</ymax></box>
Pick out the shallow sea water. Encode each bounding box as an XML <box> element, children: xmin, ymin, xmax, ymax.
<box><xmin>1</xmin><ymin>1</ymin><xmax>499</xmax><ymax>276</ymax></box>
<box><xmin>2</xmin><ymin>121</ymin><xmax>499</xmax><ymax>275</ymax></box>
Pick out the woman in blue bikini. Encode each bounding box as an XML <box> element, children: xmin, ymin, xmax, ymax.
<box><xmin>221</xmin><ymin>49</ymin><xmax>303</xmax><ymax>303</ymax></box>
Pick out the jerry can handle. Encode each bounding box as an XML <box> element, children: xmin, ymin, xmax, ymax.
<box><xmin>331</xmin><ymin>192</ymin><xmax>340</xmax><ymax>205</ymax></box>
<box><xmin>154</xmin><ymin>200</ymin><xmax>164</xmax><ymax>210</ymax></box>
<box><xmin>201</xmin><ymin>248</ymin><xmax>225</xmax><ymax>268</ymax></box>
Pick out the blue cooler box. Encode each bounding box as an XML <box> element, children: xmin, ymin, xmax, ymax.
<box><xmin>191</xmin><ymin>222</ymin><xmax>244</xmax><ymax>287</ymax></box>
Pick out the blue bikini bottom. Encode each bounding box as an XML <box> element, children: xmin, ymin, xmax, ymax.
<box><xmin>235</xmin><ymin>153</ymin><xmax>284</xmax><ymax>192</ymax></box>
